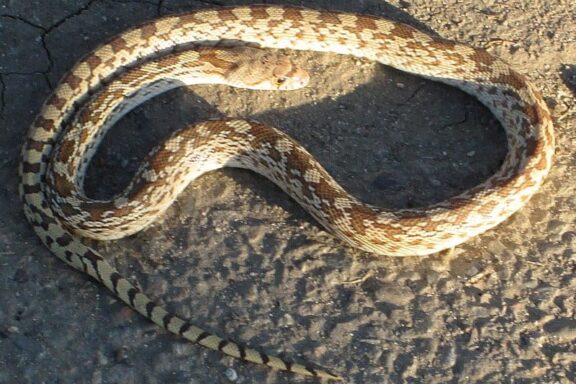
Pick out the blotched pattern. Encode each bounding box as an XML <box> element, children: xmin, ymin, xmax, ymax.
<box><xmin>19</xmin><ymin>5</ymin><xmax>554</xmax><ymax>380</ymax></box>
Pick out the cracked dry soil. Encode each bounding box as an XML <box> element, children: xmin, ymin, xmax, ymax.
<box><xmin>1</xmin><ymin>1</ymin><xmax>575</xmax><ymax>383</ymax></box>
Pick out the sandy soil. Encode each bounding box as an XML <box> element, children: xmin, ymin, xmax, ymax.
<box><xmin>0</xmin><ymin>1</ymin><xmax>575</xmax><ymax>383</ymax></box>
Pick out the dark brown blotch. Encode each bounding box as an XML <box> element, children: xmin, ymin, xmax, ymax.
<box><xmin>66</xmin><ymin>74</ymin><xmax>82</xmax><ymax>91</ymax></box>
<box><xmin>55</xmin><ymin>232</ymin><xmax>73</xmax><ymax>247</ymax></box>
<box><xmin>162</xmin><ymin>313</ymin><xmax>174</xmax><ymax>328</ymax></box>
<box><xmin>52</xmin><ymin>174</ymin><xmax>75</xmax><ymax>196</ymax></box>
<box><xmin>145</xmin><ymin>301</ymin><xmax>156</xmax><ymax>318</ymax></box>
<box><xmin>140</xmin><ymin>23</ymin><xmax>157</xmax><ymax>40</ymax></box>
<box><xmin>21</xmin><ymin>162</ymin><xmax>41</xmax><ymax>174</ymax></box>
<box><xmin>35</xmin><ymin>116</ymin><xmax>55</xmax><ymax>132</ymax></box>
<box><xmin>79</xmin><ymin>126</ymin><xmax>91</xmax><ymax>145</ymax></box>
<box><xmin>317</xmin><ymin>11</ymin><xmax>341</xmax><ymax>25</ymax></box>
<box><xmin>427</xmin><ymin>38</ymin><xmax>457</xmax><ymax>52</ymax></box>
<box><xmin>259</xmin><ymin>352</ymin><xmax>270</xmax><ymax>365</ymax></box>
<box><xmin>390</xmin><ymin>23</ymin><xmax>416</xmax><ymax>39</ymax></box>
<box><xmin>250</xmin><ymin>6</ymin><xmax>270</xmax><ymax>20</ymax></box>
<box><xmin>49</xmin><ymin>94</ymin><xmax>67</xmax><ymax>110</ymax></box>
<box><xmin>26</xmin><ymin>139</ymin><xmax>46</xmax><ymax>152</ymax></box>
<box><xmin>195</xmin><ymin>331</ymin><xmax>212</xmax><ymax>343</ymax></box>
<box><xmin>469</xmin><ymin>47</ymin><xmax>497</xmax><ymax>66</ymax></box>
<box><xmin>493</xmin><ymin>71</ymin><xmax>527</xmax><ymax>90</ymax></box>
<box><xmin>282</xmin><ymin>7</ymin><xmax>304</xmax><ymax>22</ymax></box>
<box><xmin>83</xmin><ymin>201</ymin><xmax>134</xmax><ymax>223</ymax></box>
<box><xmin>59</xmin><ymin>202</ymin><xmax>81</xmax><ymax>218</ymax></box>
<box><xmin>178</xmin><ymin>322</ymin><xmax>191</xmax><ymax>336</ymax></box>
<box><xmin>217</xmin><ymin>8</ymin><xmax>239</xmax><ymax>21</ymax></box>
<box><xmin>356</xmin><ymin>15</ymin><xmax>378</xmax><ymax>31</ymax></box>
<box><xmin>83</xmin><ymin>249</ymin><xmax>102</xmax><ymax>264</ymax></box>
<box><xmin>22</xmin><ymin>184</ymin><xmax>42</xmax><ymax>196</ymax></box>
<box><xmin>85</xmin><ymin>53</ymin><xmax>103</xmax><ymax>71</ymax></box>
<box><xmin>23</xmin><ymin>184</ymin><xmax>43</xmax><ymax>197</ymax></box>
<box><xmin>57</xmin><ymin>139</ymin><xmax>76</xmax><ymax>164</ymax></box>
<box><xmin>109</xmin><ymin>37</ymin><xmax>128</xmax><ymax>53</ymax></box>
<box><xmin>127</xmin><ymin>287</ymin><xmax>139</xmax><ymax>307</ymax></box>
<box><xmin>109</xmin><ymin>271</ymin><xmax>122</xmax><ymax>294</ymax></box>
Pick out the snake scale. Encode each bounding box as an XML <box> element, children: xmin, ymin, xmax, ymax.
<box><xmin>19</xmin><ymin>5</ymin><xmax>554</xmax><ymax>380</ymax></box>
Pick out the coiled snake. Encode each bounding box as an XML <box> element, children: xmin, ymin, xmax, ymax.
<box><xmin>19</xmin><ymin>5</ymin><xmax>554</xmax><ymax>380</ymax></box>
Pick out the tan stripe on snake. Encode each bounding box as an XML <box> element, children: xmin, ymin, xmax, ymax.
<box><xmin>19</xmin><ymin>5</ymin><xmax>554</xmax><ymax>381</ymax></box>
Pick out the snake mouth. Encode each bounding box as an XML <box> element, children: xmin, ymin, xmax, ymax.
<box><xmin>280</xmin><ymin>66</ymin><xmax>310</xmax><ymax>90</ymax></box>
<box><xmin>272</xmin><ymin>57</ymin><xmax>310</xmax><ymax>90</ymax></box>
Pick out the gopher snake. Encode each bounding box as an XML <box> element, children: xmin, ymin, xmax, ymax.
<box><xmin>19</xmin><ymin>5</ymin><xmax>554</xmax><ymax>380</ymax></box>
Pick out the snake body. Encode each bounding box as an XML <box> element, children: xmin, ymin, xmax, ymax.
<box><xmin>19</xmin><ymin>5</ymin><xmax>554</xmax><ymax>380</ymax></box>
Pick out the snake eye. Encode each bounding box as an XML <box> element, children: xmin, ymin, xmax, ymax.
<box><xmin>276</xmin><ymin>77</ymin><xmax>287</xmax><ymax>85</ymax></box>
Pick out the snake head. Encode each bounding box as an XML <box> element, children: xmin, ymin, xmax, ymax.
<box><xmin>226</xmin><ymin>47</ymin><xmax>310</xmax><ymax>91</ymax></box>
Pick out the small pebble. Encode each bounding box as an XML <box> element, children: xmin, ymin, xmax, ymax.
<box><xmin>468</xmin><ymin>326</ymin><xmax>480</xmax><ymax>345</ymax></box>
<box><xmin>471</xmin><ymin>306</ymin><xmax>490</xmax><ymax>318</ymax></box>
<box><xmin>225</xmin><ymin>367</ymin><xmax>238</xmax><ymax>381</ymax></box>
<box><xmin>450</xmin><ymin>16</ymin><xmax>462</xmax><ymax>25</ymax></box>
<box><xmin>278</xmin><ymin>313</ymin><xmax>295</xmax><ymax>327</ymax></box>
<box><xmin>466</xmin><ymin>265</ymin><xmax>480</xmax><ymax>277</ymax></box>
<box><xmin>114</xmin><ymin>347</ymin><xmax>131</xmax><ymax>365</ymax></box>
<box><xmin>426</xmin><ymin>270</ymin><xmax>440</xmax><ymax>285</ymax></box>
<box><xmin>439</xmin><ymin>344</ymin><xmax>457</xmax><ymax>368</ymax></box>
<box><xmin>480</xmin><ymin>7</ymin><xmax>497</xmax><ymax>15</ymax></box>
<box><xmin>480</xmin><ymin>292</ymin><xmax>492</xmax><ymax>304</ymax></box>
<box><xmin>398</xmin><ymin>0</ymin><xmax>411</xmax><ymax>8</ymax></box>
<box><xmin>13</xmin><ymin>269</ymin><xmax>29</xmax><ymax>283</ymax></box>
<box><xmin>96</xmin><ymin>350</ymin><xmax>109</xmax><ymax>366</ymax></box>
<box><xmin>12</xmin><ymin>334</ymin><xmax>44</xmax><ymax>356</ymax></box>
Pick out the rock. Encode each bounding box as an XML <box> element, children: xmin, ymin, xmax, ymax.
<box><xmin>278</xmin><ymin>313</ymin><xmax>295</xmax><ymax>327</ymax></box>
<box><xmin>543</xmin><ymin>318</ymin><xmax>576</xmax><ymax>341</ymax></box>
<box><xmin>114</xmin><ymin>347</ymin><xmax>131</xmax><ymax>365</ymax></box>
<box><xmin>480</xmin><ymin>292</ymin><xmax>492</xmax><ymax>304</ymax></box>
<box><xmin>12</xmin><ymin>334</ymin><xmax>44</xmax><ymax>357</ymax></box>
<box><xmin>438</xmin><ymin>343</ymin><xmax>457</xmax><ymax>368</ymax></box>
<box><xmin>373</xmin><ymin>284</ymin><xmax>415</xmax><ymax>307</ymax></box>
<box><xmin>225</xmin><ymin>367</ymin><xmax>238</xmax><ymax>381</ymax></box>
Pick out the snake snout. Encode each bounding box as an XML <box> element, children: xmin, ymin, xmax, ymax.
<box><xmin>285</xmin><ymin>66</ymin><xmax>310</xmax><ymax>90</ymax></box>
<box><xmin>272</xmin><ymin>59</ymin><xmax>310</xmax><ymax>90</ymax></box>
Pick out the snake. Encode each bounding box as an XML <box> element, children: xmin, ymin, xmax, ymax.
<box><xmin>19</xmin><ymin>4</ymin><xmax>554</xmax><ymax>381</ymax></box>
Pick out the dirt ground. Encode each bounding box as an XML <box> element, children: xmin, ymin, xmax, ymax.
<box><xmin>0</xmin><ymin>1</ymin><xmax>575</xmax><ymax>383</ymax></box>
